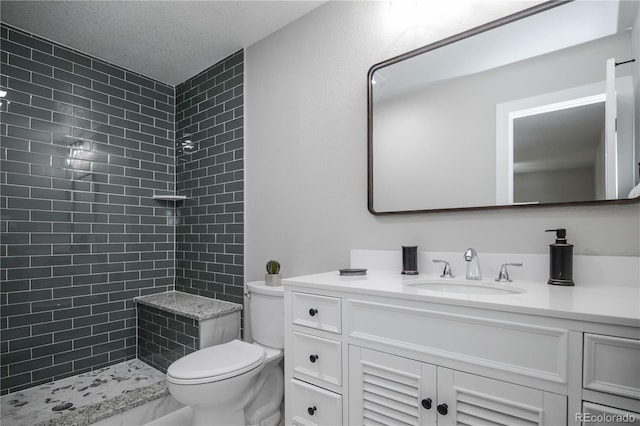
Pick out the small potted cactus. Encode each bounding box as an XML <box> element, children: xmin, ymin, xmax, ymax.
<box><xmin>265</xmin><ymin>260</ymin><xmax>282</xmax><ymax>286</ymax></box>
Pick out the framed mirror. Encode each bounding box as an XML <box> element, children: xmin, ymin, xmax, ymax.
<box><xmin>368</xmin><ymin>0</ymin><xmax>639</xmax><ymax>214</ymax></box>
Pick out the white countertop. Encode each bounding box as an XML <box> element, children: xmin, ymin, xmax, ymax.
<box><xmin>283</xmin><ymin>270</ymin><xmax>640</xmax><ymax>328</ymax></box>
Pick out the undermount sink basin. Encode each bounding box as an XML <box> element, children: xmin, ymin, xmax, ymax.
<box><xmin>404</xmin><ymin>280</ymin><xmax>525</xmax><ymax>295</ymax></box>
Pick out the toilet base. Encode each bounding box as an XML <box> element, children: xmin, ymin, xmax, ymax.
<box><xmin>247</xmin><ymin>410</ymin><xmax>281</xmax><ymax>426</ymax></box>
<box><xmin>143</xmin><ymin>406</ymin><xmax>192</xmax><ymax>426</ymax></box>
<box><xmin>144</xmin><ymin>405</ymin><xmax>281</xmax><ymax>426</ymax></box>
<box><xmin>244</xmin><ymin>356</ymin><xmax>283</xmax><ymax>426</ymax></box>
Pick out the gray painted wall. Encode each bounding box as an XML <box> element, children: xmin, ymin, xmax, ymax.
<box><xmin>245</xmin><ymin>0</ymin><xmax>640</xmax><ymax>283</ymax></box>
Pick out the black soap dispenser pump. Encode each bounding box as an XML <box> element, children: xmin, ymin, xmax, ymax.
<box><xmin>545</xmin><ymin>228</ymin><xmax>574</xmax><ymax>286</ymax></box>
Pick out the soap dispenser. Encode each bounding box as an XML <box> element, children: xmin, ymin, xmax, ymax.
<box><xmin>545</xmin><ymin>228</ymin><xmax>574</xmax><ymax>286</ymax></box>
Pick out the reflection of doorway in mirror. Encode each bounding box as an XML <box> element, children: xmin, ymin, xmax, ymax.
<box><xmin>495</xmin><ymin>75</ymin><xmax>635</xmax><ymax>205</ymax></box>
<box><xmin>511</xmin><ymin>98</ymin><xmax>605</xmax><ymax>204</ymax></box>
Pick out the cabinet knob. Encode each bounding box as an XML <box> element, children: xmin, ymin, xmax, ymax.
<box><xmin>421</xmin><ymin>398</ymin><xmax>432</xmax><ymax>409</ymax></box>
<box><xmin>309</xmin><ymin>354</ymin><xmax>319</xmax><ymax>363</ymax></box>
<box><xmin>437</xmin><ymin>403</ymin><xmax>448</xmax><ymax>415</ymax></box>
<box><xmin>308</xmin><ymin>308</ymin><xmax>318</xmax><ymax>317</ymax></box>
<box><xmin>307</xmin><ymin>406</ymin><xmax>317</xmax><ymax>416</ymax></box>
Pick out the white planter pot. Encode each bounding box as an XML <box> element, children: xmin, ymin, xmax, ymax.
<box><xmin>264</xmin><ymin>273</ymin><xmax>282</xmax><ymax>286</ymax></box>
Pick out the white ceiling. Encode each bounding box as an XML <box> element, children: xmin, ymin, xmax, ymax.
<box><xmin>0</xmin><ymin>0</ymin><xmax>325</xmax><ymax>86</ymax></box>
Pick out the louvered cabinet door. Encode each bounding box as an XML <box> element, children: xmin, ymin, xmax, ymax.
<box><xmin>349</xmin><ymin>346</ymin><xmax>437</xmax><ymax>425</ymax></box>
<box><xmin>438</xmin><ymin>369</ymin><xmax>567</xmax><ymax>426</ymax></box>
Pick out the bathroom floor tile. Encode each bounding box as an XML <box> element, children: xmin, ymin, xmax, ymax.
<box><xmin>1</xmin><ymin>359</ymin><xmax>166</xmax><ymax>426</ymax></box>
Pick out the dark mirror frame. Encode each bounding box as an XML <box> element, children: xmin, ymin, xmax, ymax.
<box><xmin>367</xmin><ymin>0</ymin><xmax>640</xmax><ymax>215</ymax></box>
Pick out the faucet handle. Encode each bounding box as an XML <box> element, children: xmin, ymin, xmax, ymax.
<box><xmin>432</xmin><ymin>259</ymin><xmax>454</xmax><ymax>279</ymax></box>
<box><xmin>495</xmin><ymin>262</ymin><xmax>523</xmax><ymax>282</ymax></box>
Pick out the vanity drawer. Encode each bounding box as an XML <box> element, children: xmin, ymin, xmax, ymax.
<box><xmin>292</xmin><ymin>292</ymin><xmax>341</xmax><ymax>334</ymax></box>
<box><xmin>347</xmin><ymin>298</ymin><xmax>569</xmax><ymax>385</ymax></box>
<box><xmin>581</xmin><ymin>402</ymin><xmax>640</xmax><ymax>425</ymax></box>
<box><xmin>584</xmin><ymin>334</ymin><xmax>640</xmax><ymax>400</ymax></box>
<box><xmin>292</xmin><ymin>331</ymin><xmax>342</xmax><ymax>386</ymax></box>
<box><xmin>290</xmin><ymin>379</ymin><xmax>342</xmax><ymax>426</ymax></box>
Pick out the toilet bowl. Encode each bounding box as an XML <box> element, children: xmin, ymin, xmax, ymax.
<box><xmin>164</xmin><ymin>281</ymin><xmax>284</xmax><ymax>426</ymax></box>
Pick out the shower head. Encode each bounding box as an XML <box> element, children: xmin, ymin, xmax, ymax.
<box><xmin>177</xmin><ymin>134</ymin><xmax>196</xmax><ymax>154</ymax></box>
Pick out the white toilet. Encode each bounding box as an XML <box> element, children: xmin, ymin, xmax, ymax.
<box><xmin>165</xmin><ymin>281</ymin><xmax>284</xmax><ymax>426</ymax></box>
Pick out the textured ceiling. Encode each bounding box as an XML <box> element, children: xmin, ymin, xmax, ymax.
<box><xmin>0</xmin><ymin>1</ymin><xmax>325</xmax><ymax>86</ymax></box>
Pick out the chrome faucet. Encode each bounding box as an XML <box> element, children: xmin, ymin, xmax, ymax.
<box><xmin>463</xmin><ymin>248</ymin><xmax>482</xmax><ymax>280</ymax></box>
<box><xmin>432</xmin><ymin>259</ymin><xmax>454</xmax><ymax>278</ymax></box>
<box><xmin>495</xmin><ymin>262</ymin><xmax>523</xmax><ymax>283</ymax></box>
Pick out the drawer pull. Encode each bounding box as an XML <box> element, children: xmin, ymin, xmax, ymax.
<box><xmin>309</xmin><ymin>354</ymin><xmax>319</xmax><ymax>363</ymax></box>
<box><xmin>307</xmin><ymin>406</ymin><xmax>317</xmax><ymax>416</ymax></box>
<box><xmin>421</xmin><ymin>398</ymin><xmax>432</xmax><ymax>409</ymax></box>
<box><xmin>437</xmin><ymin>403</ymin><xmax>448</xmax><ymax>416</ymax></box>
<box><xmin>308</xmin><ymin>308</ymin><xmax>318</xmax><ymax>317</ymax></box>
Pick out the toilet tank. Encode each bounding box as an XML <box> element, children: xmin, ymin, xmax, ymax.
<box><xmin>247</xmin><ymin>281</ymin><xmax>284</xmax><ymax>349</ymax></box>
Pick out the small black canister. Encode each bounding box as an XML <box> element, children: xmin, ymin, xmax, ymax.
<box><xmin>545</xmin><ymin>228</ymin><xmax>574</xmax><ymax>286</ymax></box>
<box><xmin>401</xmin><ymin>246</ymin><xmax>419</xmax><ymax>275</ymax></box>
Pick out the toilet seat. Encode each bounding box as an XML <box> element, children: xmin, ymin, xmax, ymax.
<box><xmin>167</xmin><ymin>340</ymin><xmax>265</xmax><ymax>385</ymax></box>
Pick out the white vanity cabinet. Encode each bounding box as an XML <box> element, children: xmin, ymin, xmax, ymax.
<box><xmin>349</xmin><ymin>346</ymin><xmax>566</xmax><ymax>425</ymax></box>
<box><xmin>581</xmin><ymin>334</ymin><xmax>640</xmax><ymax>424</ymax></box>
<box><xmin>283</xmin><ymin>273</ymin><xmax>640</xmax><ymax>426</ymax></box>
<box><xmin>285</xmin><ymin>291</ymin><xmax>344</xmax><ymax>426</ymax></box>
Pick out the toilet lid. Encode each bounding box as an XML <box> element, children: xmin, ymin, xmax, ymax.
<box><xmin>167</xmin><ymin>340</ymin><xmax>265</xmax><ymax>384</ymax></box>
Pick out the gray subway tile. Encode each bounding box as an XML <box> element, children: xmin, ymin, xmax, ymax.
<box><xmin>125</xmin><ymin>72</ymin><xmax>155</xmax><ymax>90</ymax></box>
<box><xmin>32</xmin><ymin>50</ymin><xmax>73</xmax><ymax>72</ymax></box>
<box><xmin>31</xmin><ymin>118</ymin><xmax>71</xmax><ymax>136</ymax></box>
<box><xmin>8</xmin><ymin>354</ymin><xmax>51</xmax><ymax>377</ymax></box>
<box><xmin>9</xmin><ymin>334</ymin><xmax>53</xmax><ymax>352</ymax></box>
<box><xmin>53</xmin><ymin>264</ymin><xmax>91</xmax><ymax>277</ymax></box>
<box><xmin>53</xmin><ymin>112</ymin><xmax>91</xmax><ymax>129</ymax></box>
<box><xmin>53</xmin><ymin>46</ymin><xmax>91</xmax><ymax>67</ymax></box>
<box><xmin>54</xmin><ymin>68</ymin><xmax>91</xmax><ymax>88</ymax></box>
<box><xmin>73</xmin><ymin>106</ymin><xmax>108</xmax><ymax>123</ymax></box>
<box><xmin>32</xmin><ymin>362</ymin><xmax>72</xmax><ymax>381</ymax></box>
<box><xmin>110</xmin><ymin>76</ymin><xmax>140</xmax><ymax>94</ymax></box>
<box><xmin>1</xmin><ymin>39</ymin><xmax>31</xmax><ymax>58</ymax></box>
<box><xmin>53</xmin><ymin>90</ymin><xmax>91</xmax><ymax>109</ymax></box>
<box><xmin>2</xmin><ymin>63</ymin><xmax>30</xmax><ymax>81</ymax></box>
<box><xmin>72</xmin><ymin>86</ymin><xmax>109</xmax><ymax>105</ymax></box>
<box><xmin>7</xmin><ymin>125</ymin><xmax>51</xmax><ymax>144</ymax></box>
<box><xmin>92</xmin><ymin>60</ymin><xmax>124</xmax><ymax>79</ymax></box>
<box><xmin>8</xmin><ymin>102</ymin><xmax>52</xmax><ymax>120</ymax></box>
<box><xmin>91</xmin><ymin>100</ymin><xmax>125</xmax><ymax>117</ymax></box>
<box><xmin>73</xmin><ymin>63</ymin><xmax>108</xmax><ymax>83</ymax></box>
<box><xmin>31</xmin><ymin>95</ymin><xmax>74</xmax><ymax>114</ymax></box>
<box><xmin>54</xmin><ymin>347</ymin><xmax>92</xmax><ymax>364</ymax></box>
<box><xmin>140</xmin><ymin>105</ymin><xmax>167</xmax><ymax>121</ymax></box>
<box><xmin>125</xmin><ymin>92</ymin><xmax>154</xmax><ymax>108</ymax></box>
<box><xmin>110</xmin><ymin>96</ymin><xmax>140</xmax><ymax>113</ymax></box>
<box><xmin>53</xmin><ymin>306</ymin><xmax>91</xmax><ymax>321</ymax></box>
<box><xmin>32</xmin><ymin>73</ymin><xmax>73</xmax><ymax>93</ymax></box>
<box><xmin>8</xmin><ymin>29</ymin><xmax>52</xmax><ymax>54</ymax></box>
<box><xmin>30</xmin><ymin>276</ymin><xmax>71</xmax><ymax>290</ymax></box>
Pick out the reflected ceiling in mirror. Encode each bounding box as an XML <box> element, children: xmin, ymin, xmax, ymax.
<box><xmin>368</xmin><ymin>0</ymin><xmax>640</xmax><ymax>214</ymax></box>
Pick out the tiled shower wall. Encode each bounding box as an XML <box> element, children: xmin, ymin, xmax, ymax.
<box><xmin>175</xmin><ymin>51</ymin><xmax>245</xmax><ymax>305</ymax></box>
<box><xmin>0</xmin><ymin>25</ymin><xmax>177</xmax><ymax>394</ymax></box>
<box><xmin>137</xmin><ymin>303</ymin><xmax>199</xmax><ymax>373</ymax></box>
